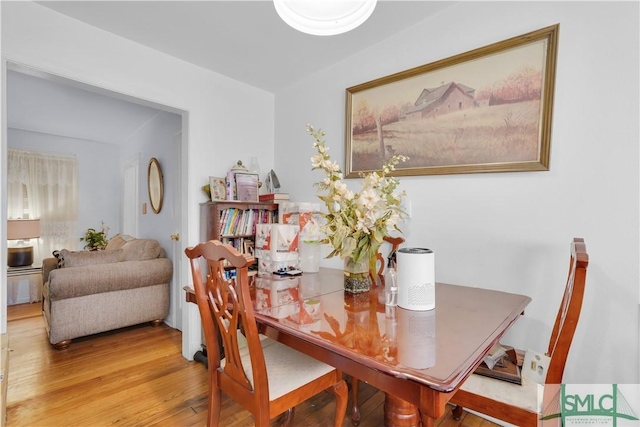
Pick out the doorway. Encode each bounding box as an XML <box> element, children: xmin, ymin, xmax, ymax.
<box><xmin>123</xmin><ymin>155</ymin><xmax>140</xmax><ymax>238</ymax></box>
<box><xmin>2</xmin><ymin>61</ymin><xmax>188</xmax><ymax>333</ymax></box>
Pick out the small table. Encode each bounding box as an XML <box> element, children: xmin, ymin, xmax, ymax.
<box><xmin>186</xmin><ymin>268</ymin><xmax>531</xmax><ymax>426</ymax></box>
<box><xmin>7</xmin><ymin>264</ymin><xmax>42</xmax><ymax>304</ymax></box>
<box><xmin>7</xmin><ymin>265</ymin><xmax>41</xmax><ymax>277</ymax></box>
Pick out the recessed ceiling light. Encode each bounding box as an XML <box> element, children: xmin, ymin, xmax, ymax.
<box><xmin>273</xmin><ymin>0</ymin><xmax>378</xmax><ymax>36</ymax></box>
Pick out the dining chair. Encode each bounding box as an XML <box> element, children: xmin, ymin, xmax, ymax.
<box><xmin>449</xmin><ymin>237</ymin><xmax>589</xmax><ymax>426</ymax></box>
<box><xmin>374</xmin><ymin>235</ymin><xmax>405</xmax><ymax>279</ymax></box>
<box><xmin>185</xmin><ymin>240</ymin><xmax>348</xmax><ymax>427</ymax></box>
<box><xmin>350</xmin><ymin>235</ymin><xmax>405</xmax><ymax>426</ymax></box>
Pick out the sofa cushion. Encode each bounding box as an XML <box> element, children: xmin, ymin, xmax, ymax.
<box><xmin>60</xmin><ymin>249</ymin><xmax>122</xmax><ymax>268</ymax></box>
<box><xmin>120</xmin><ymin>239</ymin><xmax>161</xmax><ymax>261</ymax></box>
<box><xmin>47</xmin><ymin>258</ymin><xmax>173</xmax><ymax>300</ymax></box>
<box><xmin>105</xmin><ymin>234</ymin><xmax>135</xmax><ymax>251</ymax></box>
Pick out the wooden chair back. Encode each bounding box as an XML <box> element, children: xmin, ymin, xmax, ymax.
<box><xmin>185</xmin><ymin>239</ymin><xmax>348</xmax><ymax>427</ymax></box>
<box><xmin>449</xmin><ymin>237</ymin><xmax>589</xmax><ymax>426</ymax></box>
<box><xmin>545</xmin><ymin>237</ymin><xmax>588</xmax><ymax>384</ymax></box>
<box><xmin>375</xmin><ymin>235</ymin><xmax>405</xmax><ymax>278</ymax></box>
<box><xmin>185</xmin><ymin>240</ymin><xmax>267</xmax><ymax>424</ymax></box>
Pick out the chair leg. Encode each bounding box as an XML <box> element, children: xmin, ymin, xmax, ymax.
<box><xmin>207</xmin><ymin>386</ymin><xmax>221</xmax><ymax>427</ymax></box>
<box><xmin>451</xmin><ymin>405</ymin><xmax>463</xmax><ymax>420</ymax></box>
<box><xmin>350</xmin><ymin>378</ymin><xmax>361</xmax><ymax>426</ymax></box>
<box><xmin>281</xmin><ymin>407</ymin><xmax>294</xmax><ymax>427</ymax></box>
<box><xmin>330</xmin><ymin>379</ymin><xmax>349</xmax><ymax>427</ymax></box>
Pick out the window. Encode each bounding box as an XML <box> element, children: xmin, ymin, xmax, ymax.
<box><xmin>7</xmin><ymin>149</ymin><xmax>79</xmax><ymax>263</ymax></box>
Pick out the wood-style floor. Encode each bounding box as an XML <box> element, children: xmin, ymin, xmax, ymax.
<box><xmin>5</xmin><ymin>303</ymin><xmax>498</xmax><ymax>427</ymax></box>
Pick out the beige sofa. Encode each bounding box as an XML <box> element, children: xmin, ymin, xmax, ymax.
<box><xmin>42</xmin><ymin>235</ymin><xmax>172</xmax><ymax>349</ymax></box>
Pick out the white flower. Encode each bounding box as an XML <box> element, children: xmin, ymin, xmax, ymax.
<box><xmin>358</xmin><ymin>188</ymin><xmax>380</xmax><ymax>210</ymax></box>
<box><xmin>311</xmin><ymin>154</ymin><xmax>324</xmax><ymax>168</ymax></box>
<box><xmin>308</xmin><ymin>125</ymin><xmax>409</xmax><ymax>264</ymax></box>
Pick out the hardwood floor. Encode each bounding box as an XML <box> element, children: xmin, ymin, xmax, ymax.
<box><xmin>5</xmin><ymin>303</ymin><xmax>497</xmax><ymax>426</ymax></box>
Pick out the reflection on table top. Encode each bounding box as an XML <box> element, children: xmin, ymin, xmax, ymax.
<box><xmin>251</xmin><ymin>268</ymin><xmax>531</xmax><ymax>393</ymax></box>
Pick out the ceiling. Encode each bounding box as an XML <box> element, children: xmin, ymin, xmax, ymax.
<box><xmin>7</xmin><ymin>69</ymin><xmax>171</xmax><ymax>145</ymax></box>
<box><xmin>8</xmin><ymin>1</ymin><xmax>455</xmax><ymax>144</ymax></box>
<box><xmin>36</xmin><ymin>1</ymin><xmax>454</xmax><ymax>93</ymax></box>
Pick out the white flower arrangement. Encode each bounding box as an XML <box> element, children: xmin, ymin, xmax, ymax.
<box><xmin>307</xmin><ymin>124</ymin><xmax>408</xmax><ymax>267</ymax></box>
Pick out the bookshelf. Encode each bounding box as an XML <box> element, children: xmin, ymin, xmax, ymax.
<box><xmin>199</xmin><ymin>201</ymin><xmax>279</xmax><ymax>263</ymax></box>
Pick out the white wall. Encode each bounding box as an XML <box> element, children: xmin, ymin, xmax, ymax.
<box><xmin>119</xmin><ymin>111</ymin><xmax>181</xmax><ymax>247</ymax></box>
<box><xmin>275</xmin><ymin>1</ymin><xmax>639</xmax><ymax>385</ymax></box>
<box><xmin>0</xmin><ymin>1</ymin><xmax>276</xmax><ymax>358</ymax></box>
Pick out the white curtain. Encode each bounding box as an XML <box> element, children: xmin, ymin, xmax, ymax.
<box><xmin>7</xmin><ymin>149</ymin><xmax>79</xmax><ymax>265</ymax></box>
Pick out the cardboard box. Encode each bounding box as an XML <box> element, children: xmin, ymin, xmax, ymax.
<box><xmin>255</xmin><ymin>224</ymin><xmax>300</xmax><ymax>275</ymax></box>
<box><xmin>280</xmin><ymin>202</ymin><xmax>321</xmax><ymax>241</ymax></box>
<box><xmin>270</xmin><ymin>224</ymin><xmax>299</xmax><ymax>257</ymax></box>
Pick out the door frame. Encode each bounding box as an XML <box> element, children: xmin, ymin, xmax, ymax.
<box><xmin>1</xmin><ymin>59</ymin><xmax>190</xmax><ymax>347</ymax></box>
<box><xmin>123</xmin><ymin>154</ymin><xmax>140</xmax><ymax>238</ymax></box>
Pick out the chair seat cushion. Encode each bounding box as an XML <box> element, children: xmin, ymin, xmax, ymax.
<box><xmin>261</xmin><ymin>338</ymin><xmax>335</xmax><ymax>400</ymax></box>
<box><xmin>459</xmin><ymin>373</ymin><xmax>544</xmax><ymax>414</ymax></box>
<box><xmin>227</xmin><ymin>332</ymin><xmax>335</xmax><ymax>401</ymax></box>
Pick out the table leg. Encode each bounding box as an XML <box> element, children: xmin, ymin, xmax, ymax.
<box><xmin>384</xmin><ymin>393</ymin><xmax>421</xmax><ymax>427</ymax></box>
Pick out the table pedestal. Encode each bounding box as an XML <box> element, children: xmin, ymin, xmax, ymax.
<box><xmin>384</xmin><ymin>393</ymin><xmax>433</xmax><ymax>427</ymax></box>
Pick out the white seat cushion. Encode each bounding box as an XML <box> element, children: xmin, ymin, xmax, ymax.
<box><xmin>224</xmin><ymin>331</ymin><xmax>335</xmax><ymax>400</ymax></box>
<box><xmin>459</xmin><ymin>373</ymin><xmax>545</xmax><ymax>414</ymax></box>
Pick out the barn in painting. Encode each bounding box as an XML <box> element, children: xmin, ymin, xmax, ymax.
<box><xmin>402</xmin><ymin>81</ymin><xmax>476</xmax><ymax>120</ymax></box>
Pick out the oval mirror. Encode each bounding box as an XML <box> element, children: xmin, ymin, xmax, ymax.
<box><xmin>147</xmin><ymin>157</ymin><xmax>164</xmax><ymax>214</ymax></box>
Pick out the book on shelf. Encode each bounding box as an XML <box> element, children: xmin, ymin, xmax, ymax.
<box><xmin>220</xmin><ymin>207</ymin><xmax>277</xmax><ymax>237</ymax></box>
<box><xmin>243</xmin><ymin>209</ymin><xmax>255</xmax><ymax>235</ymax></box>
<box><xmin>259</xmin><ymin>193</ymin><xmax>289</xmax><ymax>202</ymax></box>
<box><xmin>222</xmin><ymin>208</ymin><xmax>237</xmax><ymax>235</ymax></box>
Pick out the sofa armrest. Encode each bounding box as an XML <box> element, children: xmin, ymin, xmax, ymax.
<box><xmin>48</xmin><ymin>258</ymin><xmax>173</xmax><ymax>301</ymax></box>
<box><xmin>42</xmin><ymin>258</ymin><xmax>58</xmax><ymax>284</ymax></box>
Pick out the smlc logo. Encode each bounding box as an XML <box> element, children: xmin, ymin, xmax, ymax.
<box><xmin>542</xmin><ymin>384</ymin><xmax>639</xmax><ymax>426</ymax></box>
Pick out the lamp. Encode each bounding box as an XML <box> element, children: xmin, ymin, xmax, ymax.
<box><xmin>273</xmin><ymin>0</ymin><xmax>377</xmax><ymax>36</ymax></box>
<box><xmin>7</xmin><ymin>219</ymin><xmax>40</xmax><ymax>267</ymax></box>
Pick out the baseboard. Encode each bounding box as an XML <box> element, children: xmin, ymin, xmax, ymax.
<box><xmin>8</xmin><ymin>296</ymin><xmax>30</xmax><ymax>306</ymax></box>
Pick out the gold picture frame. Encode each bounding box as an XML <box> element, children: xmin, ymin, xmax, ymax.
<box><xmin>345</xmin><ymin>24</ymin><xmax>559</xmax><ymax>177</ymax></box>
<box><xmin>147</xmin><ymin>157</ymin><xmax>164</xmax><ymax>214</ymax></box>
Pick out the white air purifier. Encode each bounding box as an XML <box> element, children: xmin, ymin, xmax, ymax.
<box><xmin>397</xmin><ymin>248</ymin><xmax>435</xmax><ymax>311</ymax></box>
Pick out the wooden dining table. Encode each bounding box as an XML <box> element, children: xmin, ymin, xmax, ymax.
<box><xmin>186</xmin><ymin>267</ymin><xmax>531</xmax><ymax>427</ymax></box>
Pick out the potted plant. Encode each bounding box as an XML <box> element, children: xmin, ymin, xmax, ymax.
<box><xmin>80</xmin><ymin>222</ymin><xmax>109</xmax><ymax>251</ymax></box>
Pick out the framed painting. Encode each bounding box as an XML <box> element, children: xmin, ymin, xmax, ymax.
<box><xmin>234</xmin><ymin>172</ymin><xmax>259</xmax><ymax>202</ymax></box>
<box><xmin>345</xmin><ymin>24</ymin><xmax>559</xmax><ymax>177</ymax></box>
<box><xmin>209</xmin><ymin>176</ymin><xmax>227</xmax><ymax>201</ymax></box>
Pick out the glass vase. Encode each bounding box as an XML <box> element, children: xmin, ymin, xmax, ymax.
<box><xmin>343</xmin><ymin>256</ymin><xmax>372</xmax><ymax>294</ymax></box>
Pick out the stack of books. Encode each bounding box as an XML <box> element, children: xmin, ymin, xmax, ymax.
<box><xmin>259</xmin><ymin>193</ymin><xmax>290</xmax><ymax>203</ymax></box>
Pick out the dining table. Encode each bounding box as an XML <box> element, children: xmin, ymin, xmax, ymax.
<box><xmin>186</xmin><ymin>267</ymin><xmax>531</xmax><ymax>427</ymax></box>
